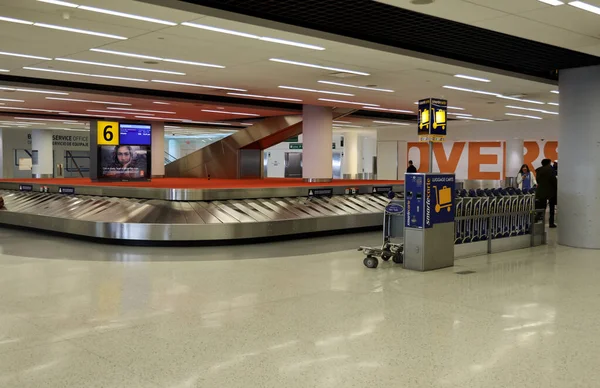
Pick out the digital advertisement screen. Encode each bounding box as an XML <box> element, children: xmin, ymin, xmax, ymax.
<box><xmin>119</xmin><ymin>123</ymin><xmax>152</xmax><ymax>145</ymax></box>
<box><xmin>98</xmin><ymin>145</ymin><xmax>150</xmax><ymax>181</ymax></box>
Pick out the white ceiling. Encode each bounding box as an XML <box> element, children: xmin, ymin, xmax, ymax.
<box><xmin>377</xmin><ymin>0</ymin><xmax>600</xmax><ymax>56</ymax></box>
<box><xmin>0</xmin><ymin>0</ymin><xmax>561</xmax><ymax>131</ymax></box>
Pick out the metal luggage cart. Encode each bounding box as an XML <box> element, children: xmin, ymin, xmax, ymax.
<box><xmin>359</xmin><ymin>199</ymin><xmax>405</xmax><ymax>269</ymax></box>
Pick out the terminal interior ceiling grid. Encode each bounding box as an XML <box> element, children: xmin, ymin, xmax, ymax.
<box><xmin>0</xmin><ymin>0</ymin><xmax>600</xmax><ymax>387</ymax></box>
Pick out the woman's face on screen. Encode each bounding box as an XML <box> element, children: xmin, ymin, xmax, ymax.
<box><xmin>117</xmin><ymin>147</ymin><xmax>132</xmax><ymax>166</ymax></box>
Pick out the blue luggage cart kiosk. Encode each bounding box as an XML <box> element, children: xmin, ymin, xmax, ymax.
<box><xmin>404</xmin><ymin>173</ymin><xmax>456</xmax><ymax>271</ymax></box>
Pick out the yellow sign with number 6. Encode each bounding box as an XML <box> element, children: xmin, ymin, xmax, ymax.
<box><xmin>97</xmin><ymin>121</ymin><xmax>119</xmax><ymax>145</ymax></box>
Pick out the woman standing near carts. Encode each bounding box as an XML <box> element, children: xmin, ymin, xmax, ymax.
<box><xmin>516</xmin><ymin>164</ymin><xmax>537</xmax><ymax>191</ymax></box>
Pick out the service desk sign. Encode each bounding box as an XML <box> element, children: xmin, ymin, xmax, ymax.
<box><xmin>418</xmin><ymin>98</ymin><xmax>448</xmax><ymax>142</ymax></box>
<box><xmin>424</xmin><ymin>174</ymin><xmax>455</xmax><ymax>228</ymax></box>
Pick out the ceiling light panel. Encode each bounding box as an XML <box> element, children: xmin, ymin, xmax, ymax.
<box><xmin>569</xmin><ymin>1</ymin><xmax>600</xmax><ymax>15</ymax></box>
<box><xmin>454</xmin><ymin>74</ymin><xmax>491</xmax><ymax>82</ymax></box>
<box><xmin>60</xmin><ymin>113</ymin><xmax>126</xmax><ymax>119</ymax></box>
<box><xmin>46</xmin><ymin>97</ymin><xmax>131</xmax><ymax>105</ymax></box>
<box><xmin>459</xmin><ymin>117</ymin><xmax>494</xmax><ymax>122</ymax></box>
<box><xmin>151</xmin><ymin>80</ymin><xmax>246</xmax><ymax>91</ymax></box>
<box><xmin>0</xmin><ymin>51</ymin><xmax>51</xmax><ymax>60</ymax></box>
<box><xmin>153</xmin><ymin>101</ymin><xmax>170</xmax><ymax>105</ymax></box>
<box><xmin>55</xmin><ymin>58</ymin><xmax>185</xmax><ymax>75</ymax></box>
<box><xmin>0</xmin><ymin>98</ymin><xmax>24</xmax><ymax>102</ymax></box>
<box><xmin>319</xmin><ymin>98</ymin><xmax>379</xmax><ymax>106</ymax></box>
<box><xmin>373</xmin><ymin>121</ymin><xmax>410</xmax><ymax>126</ymax></box>
<box><xmin>34</xmin><ymin>23</ymin><xmax>127</xmax><ymax>40</ymax></box>
<box><xmin>24</xmin><ymin>67</ymin><xmax>148</xmax><ymax>82</ymax></box>
<box><xmin>448</xmin><ymin>112</ymin><xmax>473</xmax><ymax>116</ymax></box>
<box><xmin>362</xmin><ymin>106</ymin><xmax>414</xmax><ymax>113</ymax></box>
<box><xmin>505</xmin><ymin>105</ymin><xmax>558</xmax><ymax>115</ymax></box>
<box><xmin>448</xmin><ymin>106</ymin><xmax>465</xmax><ymax>110</ymax></box>
<box><xmin>0</xmin><ymin>86</ymin><xmax>68</xmax><ymax>95</ymax></box>
<box><xmin>551</xmin><ymin>90</ymin><xmax>560</xmax><ymax>94</ymax></box>
<box><xmin>106</xmin><ymin>107</ymin><xmax>176</xmax><ymax>114</ymax></box>
<box><xmin>443</xmin><ymin>85</ymin><xmax>545</xmax><ymax>105</ymax></box>
<box><xmin>90</xmin><ymin>49</ymin><xmax>225</xmax><ymax>69</ymax></box>
<box><xmin>547</xmin><ymin>102</ymin><xmax>559</xmax><ymax>106</ymax></box>
<box><xmin>538</xmin><ymin>0</ymin><xmax>565</xmax><ymax>5</ymax></box>
<box><xmin>37</xmin><ymin>1</ymin><xmax>177</xmax><ymax>25</ymax></box>
<box><xmin>317</xmin><ymin>80</ymin><xmax>393</xmax><ymax>93</ymax></box>
<box><xmin>201</xmin><ymin>109</ymin><xmax>260</xmax><ymax>116</ymax></box>
<box><xmin>270</xmin><ymin>59</ymin><xmax>369</xmax><ymax>76</ymax></box>
<box><xmin>181</xmin><ymin>23</ymin><xmax>324</xmax><ymax>50</ymax></box>
<box><xmin>505</xmin><ymin>113</ymin><xmax>543</xmax><ymax>120</ymax></box>
<box><xmin>227</xmin><ymin>92</ymin><xmax>302</xmax><ymax>102</ymax></box>
<box><xmin>279</xmin><ymin>85</ymin><xmax>354</xmax><ymax>96</ymax></box>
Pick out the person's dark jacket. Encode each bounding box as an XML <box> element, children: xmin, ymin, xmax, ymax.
<box><xmin>407</xmin><ymin>165</ymin><xmax>417</xmax><ymax>173</ymax></box>
<box><xmin>535</xmin><ymin>165</ymin><xmax>557</xmax><ymax>199</ymax></box>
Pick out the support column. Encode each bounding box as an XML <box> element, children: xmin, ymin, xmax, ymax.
<box><xmin>151</xmin><ymin>122</ymin><xmax>165</xmax><ymax>178</ymax></box>
<box><xmin>342</xmin><ymin>131</ymin><xmax>358</xmax><ymax>179</ymax></box>
<box><xmin>302</xmin><ymin>105</ymin><xmax>332</xmax><ymax>182</ymax></box>
<box><xmin>505</xmin><ymin>138</ymin><xmax>524</xmax><ymax>181</ymax></box>
<box><xmin>31</xmin><ymin>129</ymin><xmax>53</xmax><ymax>178</ymax></box>
<box><xmin>558</xmin><ymin>65</ymin><xmax>600</xmax><ymax>249</ymax></box>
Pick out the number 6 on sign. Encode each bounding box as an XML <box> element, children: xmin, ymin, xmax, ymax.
<box><xmin>97</xmin><ymin>121</ymin><xmax>119</xmax><ymax>145</ymax></box>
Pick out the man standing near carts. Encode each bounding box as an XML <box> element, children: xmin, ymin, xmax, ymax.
<box><xmin>535</xmin><ymin>159</ymin><xmax>558</xmax><ymax>228</ymax></box>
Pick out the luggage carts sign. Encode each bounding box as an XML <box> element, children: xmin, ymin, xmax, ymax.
<box><xmin>19</xmin><ymin>184</ymin><xmax>33</xmax><ymax>192</ymax></box>
<box><xmin>425</xmin><ymin>174</ymin><xmax>455</xmax><ymax>228</ymax></box>
<box><xmin>308</xmin><ymin>188</ymin><xmax>333</xmax><ymax>198</ymax></box>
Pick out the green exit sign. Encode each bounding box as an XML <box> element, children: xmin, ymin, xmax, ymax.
<box><xmin>289</xmin><ymin>143</ymin><xmax>336</xmax><ymax>150</ymax></box>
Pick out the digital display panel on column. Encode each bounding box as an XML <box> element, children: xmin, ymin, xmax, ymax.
<box><xmin>96</xmin><ymin>121</ymin><xmax>152</xmax><ymax>181</ymax></box>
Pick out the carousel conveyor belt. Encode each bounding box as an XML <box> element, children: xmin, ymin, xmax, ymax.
<box><xmin>0</xmin><ymin>190</ymin><xmax>392</xmax><ymax>243</ymax></box>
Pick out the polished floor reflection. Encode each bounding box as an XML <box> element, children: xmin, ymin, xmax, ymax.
<box><xmin>0</xmin><ymin>228</ymin><xmax>597</xmax><ymax>387</ymax></box>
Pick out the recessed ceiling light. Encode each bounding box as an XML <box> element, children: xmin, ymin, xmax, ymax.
<box><xmin>89</xmin><ymin>49</ymin><xmax>225</xmax><ymax>68</ymax></box>
<box><xmin>60</xmin><ymin>112</ymin><xmax>126</xmax><ymax>119</ymax></box>
<box><xmin>317</xmin><ymin>80</ymin><xmax>394</xmax><ymax>93</ymax></box>
<box><xmin>442</xmin><ymin>85</ymin><xmax>499</xmax><ymax>96</ymax></box>
<box><xmin>0</xmin><ymin>86</ymin><xmax>68</xmax><ymax>95</ymax></box>
<box><xmin>333</xmin><ymin>120</ymin><xmax>352</xmax><ymax>124</ymax></box>
<box><xmin>0</xmin><ymin>106</ymin><xmax>67</xmax><ymax>113</ymax></box>
<box><xmin>0</xmin><ymin>98</ymin><xmax>25</xmax><ymax>102</ymax></box>
<box><xmin>58</xmin><ymin>58</ymin><xmax>184</xmax><ymax>75</ymax></box>
<box><xmin>201</xmin><ymin>109</ymin><xmax>260</xmax><ymax>116</ymax></box>
<box><xmin>319</xmin><ymin>98</ymin><xmax>379</xmax><ymax>106</ymax></box>
<box><xmin>538</xmin><ymin>0</ymin><xmax>565</xmax><ymax>5</ymax></box>
<box><xmin>568</xmin><ymin>1</ymin><xmax>600</xmax><ymax>15</ymax></box>
<box><xmin>448</xmin><ymin>106</ymin><xmax>465</xmax><ymax>110</ymax></box>
<box><xmin>278</xmin><ymin>85</ymin><xmax>354</xmax><ymax>96</ymax></box>
<box><xmin>505</xmin><ymin>105</ymin><xmax>558</xmax><ymax>115</ymax></box>
<box><xmin>454</xmin><ymin>74</ymin><xmax>491</xmax><ymax>82</ymax></box>
<box><xmin>373</xmin><ymin>120</ymin><xmax>410</xmax><ymax>126</ymax></box>
<box><xmin>181</xmin><ymin>23</ymin><xmax>325</xmax><ymax>50</ymax></box>
<box><xmin>0</xmin><ymin>16</ymin><xmax>34</xmax><ymax>25</ymax></box>
<box><xmin>227</xmin><ymin>92</ymin><xmax>302</xmax><ymax>102</ymax></box>
<box><xmin>33</xmin><ymin>23</ymin><xmax>127</xmax><ymax>40</ymax></box>
<box><xmin>362</xmin><ymin>106</ymin><xmax>414</xmax><ymax>113</ymax></box>
<box><xmin>24</xmin><ymin>67</ymin><xmax>148</xmax><ymax>82</ymax></box>
<box><xmin>332</xmin><ymin>123</ymin><xmax>362</xmax><ymax>128</ymax></box>
<box><xmin>87</xmin><ymin>109</ymin><xmax>140</xmax><ymax>115</ymax></box>
<box><xmin>151</xmin><ymin>80</ymin><xmax>246</xmax><ymax>91</ymax></box>
<box><xmin>45</xmin><ymin>97</ymin><xmax>131</xmax><ymax>105</ymax></box>
<box><xmin>550</xmin><ymin>90</ymin><xmax>560</xmax><ymax>94</ymax></box>
<box><xmin>505</xmin><ymin>113</ymin><xmax>543</xmax><ymax>120</ymax></box>
<box><xmin>547</xmin><ymin>102</ymin><xmax>559</xmax><ymax>106</ymax></box>
<box><xmin>497</xmin><ymin>95</ymin><xmax>545</xmax><ymax>105</ymax></box>
<box><xmin>0</xmin><ymin>69</ymin><xmax>8</xmax><ymax>72</ymax></box>
<box><xmin>448</xmin><ymin>112</ymin><xmax>473</xmax><ymax>117</ymax></box>
<box><xmin>14</xmin><ymin>117</ymin><xmax>71</xmax><ymax>122</ymax></box>
<box><xmin>0</xmin><ymin>51</ymin><xmax>51</xmax><ymax>60</ymax></box>
<box><xmin>106</xmin><ymin>107</ymin><xmax>176</xmax><ymax>114</ymax></box>
<box><xmin>37</xmin><ymin>1</ymin><xmax>176</xmax><ymax>25</ymax></box>
<box><xmin>37</xmin><ymin>0</ymin><xmax>78</xmax><ymax>7</ymax></box>
<box><xmin>269</xmin><ymin>59</ymin><xmax>370</xmax><ymax>76</ymax></box>
<box><xmin>153</xmin><ymin>101</ymin><xmax>170</xmax><ymax>105</ymax></box>
<box><xmin>459</xmin><ymin>117</ymin><xmax>494</xmax><ymax>122</ymax></box>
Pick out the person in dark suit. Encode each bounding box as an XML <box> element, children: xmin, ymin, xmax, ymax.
<box><xmin>535</xmin><ymin>158</ymin><xmax>557</xmax><ymax>228</ymax></box>
<box><xmin>406</xmin><ymin>160</ymin><xmax>417</xmax><ymax>173</ymax></box>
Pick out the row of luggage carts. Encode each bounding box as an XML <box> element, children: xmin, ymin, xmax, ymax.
<box><xmin>455</xmin><ymin>187</ymin><xmax>536</xmax><ymax>244</ymax></box>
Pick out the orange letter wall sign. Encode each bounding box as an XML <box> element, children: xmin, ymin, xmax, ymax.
<box><xmin>433</xmin><ymin>142</ymin><xmax>465</xmax><ymax>173</ymax></box>
<box><xmin>468</xmin><ymin>142</ymin><xmax>502</xmax><ymax>180</ymax></box>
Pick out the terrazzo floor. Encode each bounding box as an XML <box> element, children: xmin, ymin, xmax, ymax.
<box><xmin>0</xmin><ymin>227</ymin><xmax>596</xmax><ymax>387</ymax></box>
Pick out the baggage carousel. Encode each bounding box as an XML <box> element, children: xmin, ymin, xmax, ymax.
<box><xmin>0</xmin><ymin>181</ymin><xmax>403</xmax><ymax>244</ymax></box>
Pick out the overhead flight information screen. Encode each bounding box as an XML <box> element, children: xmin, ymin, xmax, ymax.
<box><xmin>119</xmin><ymin>123</ymin><xmax>152</xmax><ymax>145</ymax></box>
